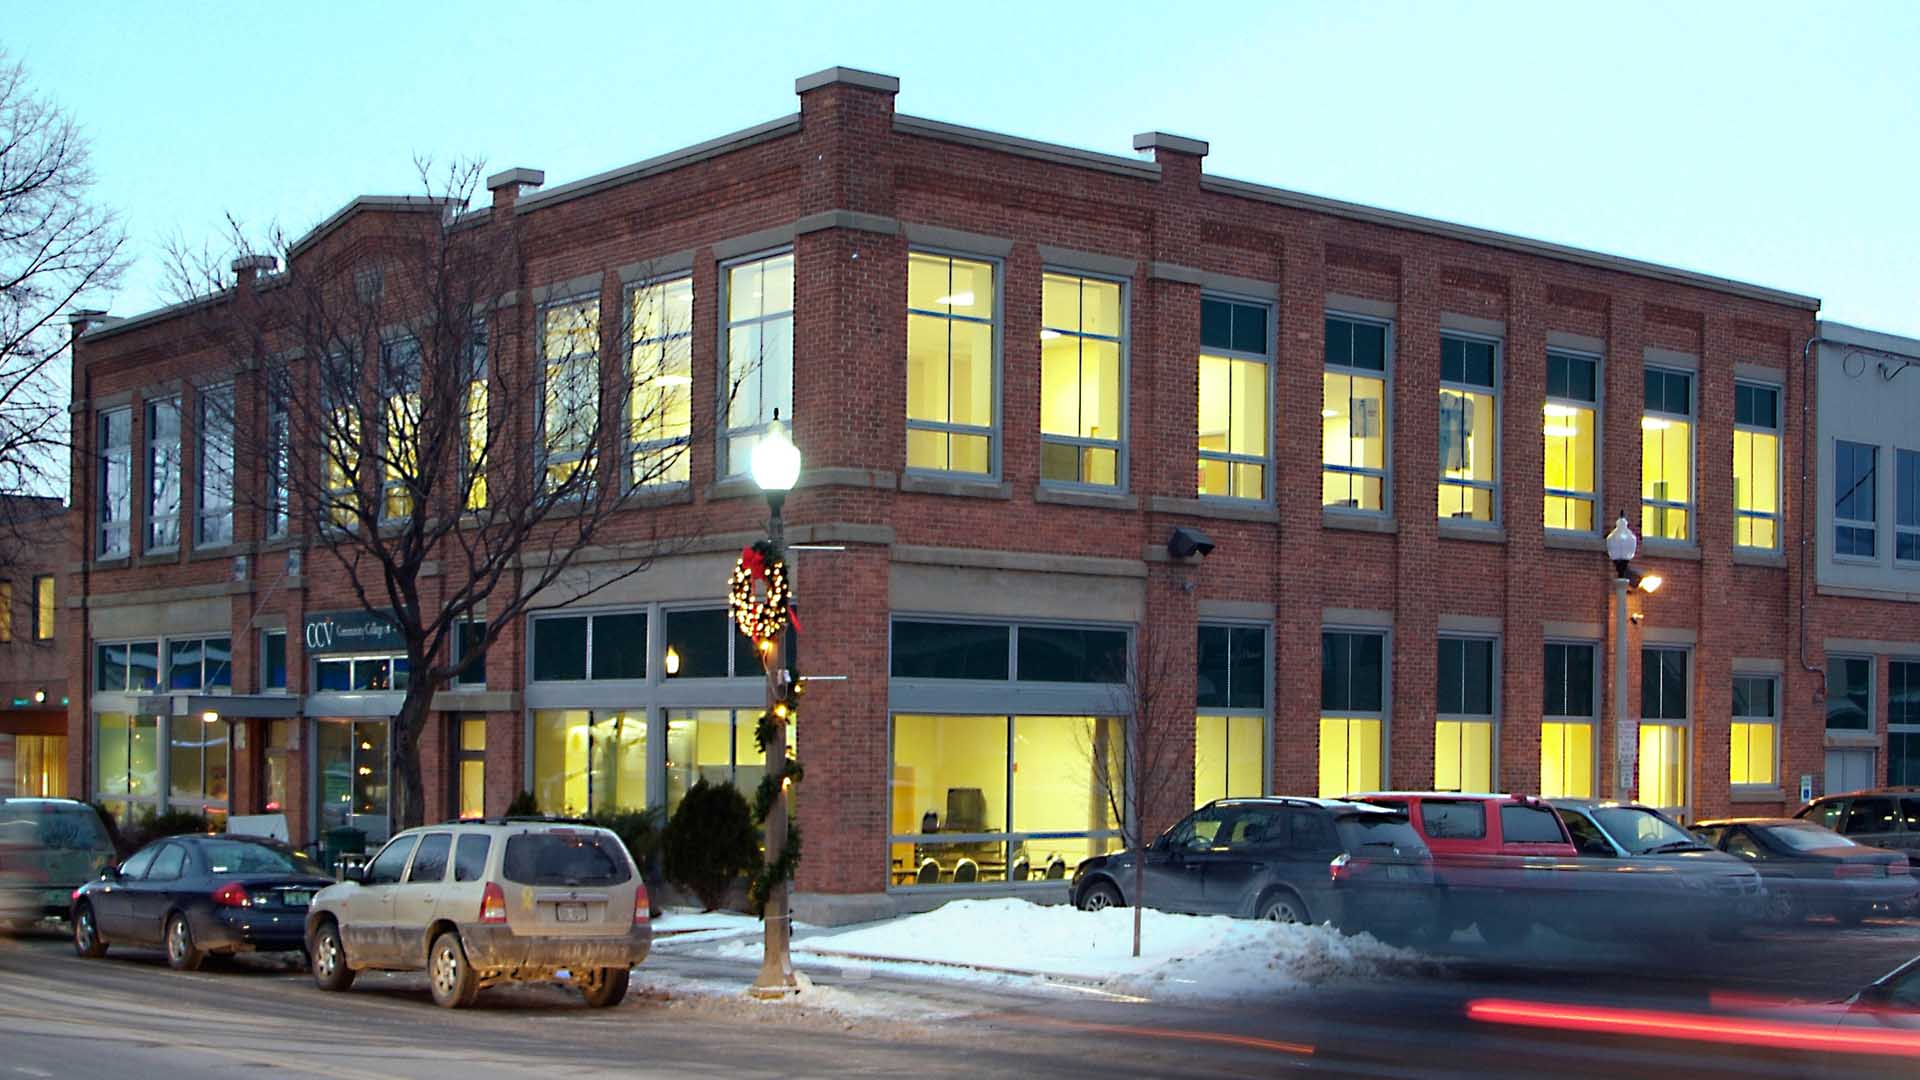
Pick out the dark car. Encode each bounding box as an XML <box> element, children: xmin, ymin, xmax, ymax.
<box><xmin>1549</xmin><ymin>800</ymin><xmax>1766</xmax><ymax>936</ymax></box>
<box><xmin>0</xmin><ymin>798</ymin><xmax>117</xmax><ymax>926</ymax></box>
<box><xmin>1693</xmin><ymin>817</ymin><xmax>1915</xmax><ymax>925</ymax></box>
<box><xmin>1070</xmin><ymin>797</ymin><xmax>1435</xmax><ymax>942</ymax></box>
<box><xmin>71</xmin><ymin>833</ymin><xmax>334</xmax><ymax>970</ymax></box>
<box><xmin>1837</xmin><ymin>953</ymin><xmax>1920</xmax><ymax>1032</ymax></box>
<box><xmin>1796</xmin><ymin>788</ymin><xmax>1920</xmax><ymax>855</ymax></box>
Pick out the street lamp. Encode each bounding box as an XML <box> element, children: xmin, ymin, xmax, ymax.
<box><xmin>1605</xmin><ymin>513</ymin><xmax>1656</xmax><ymax>800</ymax></box>
<box><xmin>749</xmin><ymin>410</ymin><xmax>801</xmax><ymax>998</ymax></box>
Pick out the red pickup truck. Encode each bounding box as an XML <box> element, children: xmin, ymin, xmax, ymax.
<box><xmin>1349</xmin><ymin>792</ymin><xmax>1578</xmax><ymax>946</ymax></box>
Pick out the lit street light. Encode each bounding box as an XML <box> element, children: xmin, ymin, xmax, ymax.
<box><xmin>1605</xmin><ymin>513</ymin><xmax>1658</xmax><ymax>799</ymax></box>
<box><xmin>748</xmin><ymin>411</ymin><xmax>801</xmax><ymax>998</ymax></box>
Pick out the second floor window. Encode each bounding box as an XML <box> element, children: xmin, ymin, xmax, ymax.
<box><xmin>167</xmin><ymin>636</ymin><xmax>232</xmax><ymax>691</ymax></box>
<box><xmin>1835</xmin><ymin>440</ymin><xmax>1877</xmax><ymax>558</ymax></box>
<box><xmin>1323</xmin><ymin>315</ymin><xmax>1389</xmax><ymax>511</ymax></box>
<box><xmin>1733</xmin><ymin>382</ymin><xmax>1781</xmax><ymax>550</ymax></box>
<box><xmin>464</xmin><ymin>327</ymin><xmax>489</xmax><ymax>511</ymax></box>
<box><xmin>1896</xmin><ymin>448</ymin><xmax>1918</xmax><ymax>564</ymax></box>
<box><xmin>724</xmin><ymin>251</ymin><xmax>795</xmax><ymax>478</ymax></box>
<box><xmin>1438</xmin><ymin>336</ymin><xmax>1499</xmax><ymax>523</ymax></box>
<box><xmin>32</xmin><ymin>575</ymin><xmax>54</xmax><ymax>641</ymax></box>
<box><xmin>1544</xmin><ymin>351</ymin><xmax>1598</xmax><ymax>531</ymax></box>
<box><xmin>1641</xmin><ymin>368</ymin><xmax>1694</xmax><ymax>542</ymax></box>
<box><xmin>266</xmin><ymin>376</ymin><xmax>289</xmax><ymax>537</ymax></box>
<box><xmin>98</xmin><ymin>407</ymin><xmax>133</xmax><ymax>557</ymax></box>
<box><xmin>1197</xmin><ymin>297</ymin><xmax>1269</xmax><ymax>500</ymax></box>
<box><xmin>1040</xmin><ymin>272</ymin><xmax>1124</xmax><ymax>488</ymax></box>
<box><xmin>907</xmin><ymin>252</ymin><xmax>996</xmax><ymax>476</ymax></box>
<box><xmin>379</xmin><ymin>339</ymin><xmax>422</xmax><ymax>520</ymax></box>
<box><xmin>196</xmin><ymin>384</ymin><xmax>235</xmax><ymax>546</ymax></box>
<box><xmin>630</xmin><ymin>277</ymin><xmax>693</xmax><ymax>488</ymax></box>
<box><xmin>541</xmin><ymin>297</ymin><xmax>601</xmax><ymax>493</ymax></box>
<box><xmin>145</xmin><ymin>397</ymin><xmax>182</xmax><ymax>551</ymax></box>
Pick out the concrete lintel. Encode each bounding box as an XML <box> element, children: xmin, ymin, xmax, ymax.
<box><xmin>1733</xmin><ymin>361</ymin><xmax>1787</xmax><ymax>386</ymax></box>
<box><xmin>1147</xmin><ymin>264</ymin><xmax>1279</xmax><ymax>301</ymax></box>
<box><xmin>1824</xmin><ymin>637</ymin><xmax>1920</xmax><ymax>657</ymax></box>
<box><xmin>1644</xmin><ymin>346</ymin><xmax>1700</xmax><ymax>372</ymax></box>
<box><xmin>795</xmin><ymin>67</ymin><xmax>900</xmax><ymax>95</ymax></box>
<box><xmin>1440</xmin><ymin>311</ymin><xmax>1507</xmax><ymax>340</ymax></box>
<box><xmin>617</xmin><ymin>249</ymin><xmax>697</xmax><ymax>284</ymax></box>
<box><xmin>794</xmin><ymin>210</ymin><xmax>900</xmax><ymax>238</ymax></box>
<box><xmin>712</xmin><ymin>222</ymin><xmax>799</xmax><ymax>263</ymax></box>
<box><xmin>533</xmin><ymin>272</ymin><xmax>603</xmax><ymax>306</ymax></box>
<box><xmin>891</xmin><ymin>544</ymin><xmax>1146</xmax><ymax>580</ymax></box>
<box><xmin>1327</xmin><ymin>293</ymin><xmax>1396</xmax><ymax>321</ymax></box>
<box><xmin>1438</xmin><ymin>614</ymin><xmax>1502</xmax><ymax>635</ymax></box>
<box><xmin>1547</xmin><ymin>330</ymin><xmax>1606</xmax><ymax>356</ymax></box>
<box><xmin>1732</xmin><ymin>657</ymin><xmax>1785</xmax><ymax>675</ymax></box>
<box><xmin>1324</xmin><ymin>607</ymin><xmax>1393</xmax><ymax>629</ymax></box>
<box><xmin>1035</xmin><ymin>245</ymin><xmax>1138</xmax><ymax>280</ymax></box>
<box><xmin>431</xmin><ymin>690</ymin><xmax>521</xmax><ymax>713</ymax></box>
<box><xmin>1641</xmin><ymin>626</ymin><xmax>1699</xmax><ymax>645</ymax></box>
<box><xmin>1543</xmin><ymin>621</ymin><xmax>1602</xmax><ymax>641</ymax></box>
<box><xmin>1198</xmin><ymin>599</ymin><xmax>1275</xmax><ymax>621</ymax></box>
<box><xmin>902</xmin><ymin>222</ymin><xmax>1015</xmax><ymax>258</ymax></box>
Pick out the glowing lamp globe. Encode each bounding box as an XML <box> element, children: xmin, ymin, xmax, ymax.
<box><xmin>751</xmin><ymin>413</ymin><xmax>802</xmax><ymax>493</ymax></box>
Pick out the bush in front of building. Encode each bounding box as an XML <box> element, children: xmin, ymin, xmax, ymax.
<box><xmin>505</xmin><ymin>790</ymin><xmax>541</xmax><ymax>818</ymax></box>
<box><xmin>92</xmin><ymin>803</ymin><xmax>215</xmax><ymax>856</ymax></box>
<box><xmin>660</xmin><ymin>780</ymin><xmax>758</xmax><ymax>912</ymax></box>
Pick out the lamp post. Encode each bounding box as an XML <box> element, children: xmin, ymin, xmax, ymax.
<box><xmin>749</xmin><ymin>411</ymin><xmax>801</xmax><ymax>998</ymax></box>
<box><xmin>1605</xmin><ymin>514</ymin><xmax>1637</xmax><ymax>801</ymax></box>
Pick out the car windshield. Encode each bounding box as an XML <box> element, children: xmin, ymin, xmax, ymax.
<box><xmin>1335</xmin><ymin>813</ymin><xmax>1428</xmax><ymax>857</ymax></box>
<box><xmin>0</xmin><ymin>803</ymin><xmax>111</xmax><ymax>852</ymax></box>
<box><xmin>1762</xmin><ymin>823</ymin><xmax>1858</xmax><ymax>852</ymax></box>
<box><xmin>200</xmin><ymin>839</ymin><xmax>326</xmax><ymax>876</ymax></box>
<box><xmin>502</xmin><ymin>832</ymin><xmax>631</xmax><ymax>886</ymax></box>
<box><xmin>1591</xmin><ymin>807</ymin><xmax>1702</xmax><ymax>854</ymax></box>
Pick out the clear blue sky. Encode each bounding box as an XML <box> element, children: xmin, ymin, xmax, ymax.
<box><xmin>8</xmin><ymin>1</ymin><xmax>1919</xmax><ymax>335</ymax></box>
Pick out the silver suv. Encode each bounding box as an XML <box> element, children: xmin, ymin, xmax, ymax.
<box><xmin>305</xmin><ymin>820</ymin><xmax>650</xmax><ymax>1008</ymax></box>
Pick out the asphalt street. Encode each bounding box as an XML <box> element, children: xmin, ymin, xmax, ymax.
<box><xmin>1</xmin><ymin>917</ymin><xmax>1915</xmax><ymax>1078</ymax></box>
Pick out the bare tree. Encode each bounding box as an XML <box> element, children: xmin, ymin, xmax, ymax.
<box><xmin>172</xmin><ymin>160</ymin><xmax>717</xmax><ymax>830</ymax></box>
<box><xmin>1084</xmin><ymin>626</ymin><xmax>1189</xmax><ymax>958</ymax></box>
<box><xmin>0</xmin><ymin>50</ymin><xmax>123</xmax><ymax>565</ymax></box>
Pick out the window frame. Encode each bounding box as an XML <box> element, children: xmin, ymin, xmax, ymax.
<box><xmin>1322</xmin><ymin>311</ymin><xmax>1393</xmax><ymax>516</ymax></box>
<box><xmin>1834</xmin><ymin>439</ymin><xmax>1879</xmax><ymax>562</ymax></box>
<box><xmin>625</xmin><ymin>274</ymin><xmax>694</xmax><ymax>492</ymax></box>
<box><xmin>1640</xmin><ymin>366</ymin><xmax>1696</xmax><ymax>544</ymax></box>
<box><xmin>536</xmin><ymin>292</ymin><xmax>603</xmax><ymax>497</ymax></box>
<box><xmin>1826</xmin><ymin>653</ymin><xmax>1875</xmax><ymax>734</ymax></box>
<box><xmin>527</xmin><ymin>607</ymin><xmax>651</xmax><ymax>685</ymax></box>
<box><xmin>261</xmin><ymin>629</ymin><xmax>287</xmax><ymax>693</ymax></box>
<box><xmin>144</xmin><ymin>396</ymin><xmax>183</xmax><ymax>553</ymax></box>
<box><xmin>1544</xmin><ymin>349</ymin><xmax>1602</xmax><ymax>535</ymax></box>
<box><xmin>905</xmin><ymin>247</ymin><xmax>1003</xmax><ymax>481</ymax></box>
<box><xmin>1195</xmin><ymin>620</ymin><xmax>1273</xmax><ymax>806</ymax></box>
<box><xmin>1730</xmin><ymin>672</ymin><xmax>1780</xmax><ymax>791</ymax></box>
<box><xmin>376</xmin><ymin>337</ymin><xmax>423</xmax><ymax>523</ymax></box>
<box><xmin>1037</xmin><ymin>267</ymin><xmax>1130</xmax><ymax>493</ymax></box>
<box><xmin>1894</xmin><ymin>448</ymin><xmax>1919</xmax><ymax>567</ymax></box>
<box><xmin>195</xmin><ymin>383</ymin><xmax>236</xmax><ymax>547</ymax></box>
<box><xmin>1319</xmin><ymin>626</ymin><xmax>1391</xmax><ymax>795</ymax></box>
<box><xmin>1637</xmin><ymin>644</ymin><xmax>1694</xmax><ymax>813</ymax></box>
<box><xmin>1542</xmin><ymin>639</ymin><xmax>1599</xmax><ymax>799</ymax></box>
<box><xmin>31</xmin><ymin>574</ymin><xmax>54</xmax><ymax>642</ymax></box>
<box><xmin>719</xmin><ymin>247</ymin><xmax>797</xmax><ymax>480</ymax></box>
<box><xmin>97</xmin><ymin>406</ymin><xmax>134</xmax><ymax>557</ymax></box>
<box><xmin>1195</xmin><ymin>292</ymin><xmax>1273</xmax><ymax>504</ymax></box>
<box><xmin>1732</xmin><ymin>380</ymin><xmax>1783</xmax><ymax>552</ymax></box>
<box><xmin>1435</xmin><ymin>633</ymin><xmax>1499</xmax><ymax>793</ymax></box>
<box><xmin>1436</xmin><ymin>331</ymin><xmax>1503</xmax><ymax>526</ymax></box>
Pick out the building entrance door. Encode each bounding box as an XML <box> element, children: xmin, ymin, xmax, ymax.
<box><xmin>314</xmin><ymin>718</ymin><xmax>392</xmax><ymax>847</ymax></box>
<box><xmin>1825</xmin><ymin>747</ymin><xmax>1875</xmax><ymax>795</ymax></box>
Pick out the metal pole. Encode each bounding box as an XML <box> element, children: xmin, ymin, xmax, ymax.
<box><xmin>1614</xmin><ymin>575</ymin><xmax>1631</xmax><ymax>801</ymax></box>
<box><xmin>752</xmin><ymin>491</ymin><xmax>798</xmax><ymax>997</ymax></box>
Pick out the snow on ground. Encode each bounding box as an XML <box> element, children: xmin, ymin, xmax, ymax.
<box><xmin>650</xmin><ymin>908</ymin><xmax>772</xmax><ymax>944</ymax></box>
<box><xmin>713</xmin><ymin>898</ymin><xmax>1432</xmax><ymax>1000</ymax></box>
<box><xmin>626</xmin><ymin>969</ymin><xmax>967</xmax><ymax>1026</ymax></box>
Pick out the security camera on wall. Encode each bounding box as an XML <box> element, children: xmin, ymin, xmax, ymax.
<box><xmin>1168</xmin><ymin>527</ymin><xmax>1215</xmax><ymax>560</ymax></box>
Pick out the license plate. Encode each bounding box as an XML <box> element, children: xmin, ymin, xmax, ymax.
<box><xmin>282</xmin><ymin>892</ymin><xmax>312</xmax><ymax>907</ymax></box>
<box><xmin>556</xmin><ymin>902</ymin><xmax>588</xmax><ymax>923</ymax></box>
<box><xmin>1386</xmin><ymin>865</ymin><xmax>1413</xmax><ymax>881</ymax></box>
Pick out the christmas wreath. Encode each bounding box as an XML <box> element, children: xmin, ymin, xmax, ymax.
<box><xmin>727</xmin><ymin>540</ymin><xmax>793</xmax><ymax>643</ymax></box>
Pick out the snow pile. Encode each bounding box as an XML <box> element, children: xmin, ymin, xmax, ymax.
<box><xmin>778</xmin><ymin>898</ymin><xmax>1425</xmax><ymax>999</ymax></box>
<box><xmin>650</xmin><ymin>908</ymin><xmax>770</xmax><ymax>944</ymax></box>
<box><xmin>627</xmin><ymin>969</ymin><xmax>965</xmax><ymax>1024</ymax></box>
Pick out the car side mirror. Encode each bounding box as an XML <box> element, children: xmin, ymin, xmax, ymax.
<box><xmin>340</xmin><ymin>865</ymin><xmax>367</xmax><ymax>885</ymax></box>
<box><xmin>99</xmin><ymin>866</ymin><xmax>120</xmax><ymax>881</ymax></box>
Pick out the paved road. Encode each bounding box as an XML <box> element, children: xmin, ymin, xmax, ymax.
<box><xmin>1</xmin><ymin>918</ymin><xmax>1915</xmax><ymax>1078</ymax></box>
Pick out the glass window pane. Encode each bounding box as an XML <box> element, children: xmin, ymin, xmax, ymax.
<box><xmin>1437</xmin><ymin>639</ymin><xmax>1463</xmax><ymax>715</ymax></box>
<box><xmin>906</xmin><ymin>428</ymin><xmax>945</xmax><ymax>471</ymax></box>
<box><xmin>1011</xmin><ymin>715</ymin><xmax>1122</xmax><ymax>837</ymax></box>
<box><xmin>891</xmin><ymin>714</ymin><xmax>1008</xmax><ymax>836</ymax></box>
<box><xmin>1081</xmin><ymin>280</ymin><xmax>1122</xmax><ymax>338</ymax></box>
<box><xmin>1200</xmin><ymin>298</ymin><xmax>1233</xmax><ymax>351</ymax></box>
<box><xmin>532</xmin><ymin>617</ymin><xmax>587</xmax><ymax>681</ymax></box>
<box><xmin>1196</xmin><ymin>626</ymin><xmax>1229</xmax><ymax>708</ymax></box>
<box><xmin>1081</xmin><ymin>339</ymin><xmax>1121</xmax><ymax>442</ymax></box>
<box><xmin>906</xmin><ymin>314</ymin><xmax>949</xmax><ymax>423</ymax></box>
<box><xmin>1351</xmin><ymin>321</ymin><xmax>1386</xmax><ymax>370</ymax></box>
<box><xmin>1540</xmin><ymin>721</ymin><xmax>1593</xmax><ymax>799</ymax></box>
<box><xmin>1016</xmin><ymin>626</ymin><xmax>1127</xmax><ymax>683</ymax></box>
<box><xmin>589</xmin><ymin>612</ymin><xmax>647</xmax><ymax>680</ymax></box>
<box><xmin>664</xmin><ymin>608</ymin><xmax>731</xmax><ymax>678</ymax></box>
<box><xmin>1039</xmin><ymin>335</ymin><xmax>1079</xmax><ymax>437</ymax></box>
<box><xmin>315</xmin><ymin>658</ymin><xmax>351</xmax><ymax>692</ymax></box>
<box><xmin>666</xmin><ymin>709</ymin><xmax>734</xmax><ymax>815</ymax></box>
<box><xmin>892</xmin><ymin>620</ymin><xmax>1010</xmax><ymax>680</ymax></box>
<box><xmin>951</xmin><ymin>320</ymin><xmax>993</xmax><ymax>429</ymax></box>
<box><xmin>532</xmin><ymin>710</ymin><xmax>589</xmax><ymax>816</ymax></box>
<box><xmin>1318</xmin><ymin>717</ymin><xmax>1381</xmax><ymax>797</ymax></box>
<box><xmin>951</xmin><ymin>433</ymin><xmax>990</xmax><ymax>475</ymax></box>
<box><xmin>264</xmin><ymin>631</ymin><xmax>287</xmax><ymax>690</ymax></box>
<box><xmin>1229</xmin><ymin>626</ymin><xmax>1266</xmax><ymax>710</ymax></box>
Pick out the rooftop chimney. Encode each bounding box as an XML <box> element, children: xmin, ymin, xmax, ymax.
<box><xmin>66</xmin><ymin>308</ymin><xmax>112</xmax><ymax>338</ymax></box>
<box><xmin>487</xmin><ymin>168</ymin><xmax>545</xmax><ymax>218</ymax></box>
<box><xmin>231</xmin><ymin>254</ymin><xmax>278</xmax><ymax>289</ymax></box>
<box><xmin>1133</xmin><ymin>131</ymin><xmax>1209</xmax><ymax>186</ymax></box>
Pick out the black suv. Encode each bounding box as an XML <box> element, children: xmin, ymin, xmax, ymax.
<box><xmin>1070</xmin><ymin>798</ymin><xmax>1435</xmax><ymax>940</ymax></box>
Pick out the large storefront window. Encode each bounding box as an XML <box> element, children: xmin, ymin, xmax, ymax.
<box><xmin>95</xmin><ymin>713</ymin><xmax>159</xmax><ymax>806</ymax></box>
<box><xmin>1320</xmin><ymin>630</ymin><xmax>1385</xmax><ymax>796</ymax></box>
<box><xmin>530</xmin><ymin>710</ymin><xmax>646</xmax><ymax>817</ymax></box>
<box><xmin>169</xmin><ymin>718</ymin><xmax>230</xmax><ymax>818</ymax></box>
<box><xmin>315</xmin><ymin>719</ymin><xmax>390</xmax><ymax>844</ymax></box>
<box><xmin>1891</xmin><ymin>662</ymin><xmax>1920</xmax><ymax>786</ymax></box>
<box><xmin>666</xmin><ymin>708</ymin><xmax>774</xmax><ymax>818</ymax></box>
<box><xmin>890</xmin><ymin>713</ymin><xmax>1120</xmax><ymax>887</ymax></box>
<box><xmin>1195</xmin><ymin>622</ymin><xmax>1268</xmax><ymax>807</ymax></box>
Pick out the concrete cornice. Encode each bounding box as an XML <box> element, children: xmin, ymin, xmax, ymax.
<box><xmin>516</xmin><ymin>114</ymin><xmax>803</xmax><ymax>215</ymax></box>
<box><xmin>893</xmin><ymin>114</ymin><xmax>1161</xmax><ymax>180</ymax></box>
<box><xmin>795</xmin><ymin>67</ymin><xmax>899</xmax><ymax>94</ymax></box>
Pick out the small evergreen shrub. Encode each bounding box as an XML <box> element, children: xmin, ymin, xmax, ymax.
<box><xmin>505</xmin><ymin>790</ymin><xmax>541</xmax><ymax>818</ymax></box>
<box><xmin>660</xmin><ymin>780</ymin><xmax>758</xmax><ymax>912</ymax></box>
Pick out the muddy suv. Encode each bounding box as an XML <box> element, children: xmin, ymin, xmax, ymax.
<box><xmin>305</xmin><ymin>820</ymin><xmax>650</xmax><ymax>1008</ymax></box>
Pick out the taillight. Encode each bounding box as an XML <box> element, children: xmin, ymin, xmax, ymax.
<box><xmin>634</xmin><ymin>881</ymin><xmax>651</xmax><ymax>926</ymax></box>
<box><xmin>1331</xmin><ymin>853</ymin><xmax>1367</xmax><ymax>882</ymax></box>
<box><xmin>480</xmin><ymin>881</ymin><xmax>508</xmax><ymax>924</ymax></box>
<box><xmin>212</xmin><ymin>882</ymin><xmax>250</xmax><ymax>907</ymax></box>
<box><xmin>70</xmin><ymin>888</ymin><xmax>84</xmax><ymax>902</ymax></box>
<box><xmin>1834</xmin><ymin>863</ymin><xmax>1882</xmax><ymax>879</ymax></box>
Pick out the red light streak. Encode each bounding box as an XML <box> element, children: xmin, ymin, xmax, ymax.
<box><xmin>1468</xmin><ymin>997</ymin><xmax>1920</xmax><ymax>1058</ymax></box>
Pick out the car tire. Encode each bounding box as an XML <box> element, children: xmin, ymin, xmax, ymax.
<box><xmin>1258</xmin><ymin>891</ymin><xmax>1309</xmax><ymax>925</ymax></box>
<box><xmin>72</xmin><ymin>903</ymin><xmax>107</xmax><ymax>959</ymax></box>
<box><xmin>165</xmin><ymin>912</ymin><xmax>205</xmax><ymax>972</ymax></box>
<box><xmin>310</xmin><ymin>920</ymin><xmax>356</xmax><ymax>992</ymax></box>
<box><xmin>578</xmin><ymin>965</ymin><xmax>631</xmax><ymax>1008</ymax></box>
<box><xmin>428</xmin><ymin>930</ymin><xmax>480</xmax><ymax>1009</ymax></box>
<box><xmin>1077</xmin><ymin>880</ymin><xmax>1123</xmax><ymax>913</ymax></box>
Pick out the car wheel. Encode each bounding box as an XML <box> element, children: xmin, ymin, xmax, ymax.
<box><xmin>1259</xmin><ymin>892</ymin><xmax>1308</xmax><ymax>924</ymax></box>
<box><xmin>72</xmin><ymin>903</ymin><xmax>107</xmax><ymax>959</ymax></box>
<box><xmin>310</xmin><ymin>920</ymin><xmax>356</xmax><ymax>992</ymax></box>
<box><xmin>428</xmin><ymin>930</ymin><xmax>479</xmax><ymax>1009</ymax></box>
<box><xmin>577</xmin><ymin>965</ymin><xmax>631</xmax><ymax>1008</ymax></box>
<box><xmin>165</xmin><ymin>913</ymin><xmax>204</xmax><ymax>972</ymax></box>
<box><xmin>1077</xmin><ymin>880</ymin><xmax>1123</xmax><ymax>913</ymax></box>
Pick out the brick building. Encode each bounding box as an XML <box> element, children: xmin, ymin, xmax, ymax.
<box><xmin>0</xmin><ymin>497</ymin><xmax>72</xmax><ymax>797</ymax></box>
<box><xmin>64</xmin><ymin>65</ymin><xmax>1888</xmax><ymax>920</ymax></box>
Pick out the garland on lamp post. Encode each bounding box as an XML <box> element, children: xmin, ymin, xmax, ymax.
<box><xmin>729</xmin><ymin>539</ymin><xmax>806</xmax><ymax>914</ymax></box>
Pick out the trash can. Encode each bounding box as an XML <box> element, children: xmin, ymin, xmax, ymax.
<box><xmin>325</xmin><ymin>827</ymin><xmax>366</xmax><ymax>879</ymax></box>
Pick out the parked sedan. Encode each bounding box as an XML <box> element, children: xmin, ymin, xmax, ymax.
<box><xmin>71</xmin><ymin>834</ymin><xmax>334</xmax><ymax>970</ymax></box>
<box><xmin>1548</xmin><ymin>800</ymin><xmax>1766</xmax><ymax>937</ymax></box>
<box><xmin>1692</xmin><ymin>817</ymin><xmax>1915</xmax><ymax>924</ymax></box>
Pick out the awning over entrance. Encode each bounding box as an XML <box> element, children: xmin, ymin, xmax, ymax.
<box><xmin>128</xmin><ymin>693</ymin><xmax>302</xmax><ymax>720</ymax></box>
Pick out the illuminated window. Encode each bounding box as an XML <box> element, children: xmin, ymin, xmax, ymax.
<box><xmin>1436</xmin><ymin>636</ymin><xmax>1495</xmax><ymax>792</ymax></box>
<box><xmin>1730</xmin><ymin>674</ymin><xmax>1777</xmax><ymax>787</ymax></box>
<box><xmin>322</xmin><ymin>350</ymin><xmax>363</xmax><ymax>529</ymax></box>
<box><xmin>0</xmin><ymin>580</ymin><xmax>10</xmax><ymax>641</ymax></box>
<box><xmin>1323</xmin><ymin>315</ymin><xmax>1389</xmax><ymax>511</ymax></box>
<box><xmin>95</xmin><ymin>712</ymin><xmax>159</xmax><ymax>807</ymax></box>
<box><xmin>724</xmin><ymin>251</ymin><xmax>795</xmax><ymax>477</ymax></box>
<box><xmin>1641</xmin><ymin>368</ymin><xmax>1693</xmax><ymax>541</ymax></box>
<box><xmin>32</xmin><ymin>575</ymin><xmax>53</xmax><ymax>641</ymax></box>
<box><xmin>666</xmin><ymin>708</ymin><xmax>772</xmax><ymax>817</ymax></box>
<box><xmin>169</xmin><ymin>714</ymin><xmax>230</xmax><ymax>813</ymax></box>
<box><xmin>1639</xmin><ymin>646</ymin><xmax>1689</xmax><ymax>809</ymax></box>
<box><xmin>264</xmin><ymin>720</ymin><xmax>291</xmax><ymax>810</ymax></box>
<box><xmin>542</xmin><ymin>297</ymin><xmax>600</xmax><ymax>493</ymax></box>
<box><xmin>12</xmin><ymin>734</ymin><xmax>66</xmax><ymax>798</ymax></box>
<box><xmin>1835</xmin><ymin>440</ymin><xmax>1878</xmax><ymax>558</ymax></box>
<box><xmin>1196</xmin><ymin>623</ymin><xmax>1268</xmax><ymax>806</ymax></box>
<box><xmin>196</xmin><ymin>384</ymin><xmax>235</xmax><ymax>545</ymax></box>
<box><xmin>1541</xmin><ymin>642</ymin><xmax>1596</xmax><ymax>798</ymax></box>
<box><xmin>1438</xmin><ymin>336</ymin><xmax>1499</xmax><ymax>523</ymax></box>
<box><xmin>98</xmin><ymin>407</ymin><xmax>132</xmax><ymax>556</ymax></box>
<box><xmin>145</xmin><ymin>397</ymin><xmax>182</xmax><ymax>551</ymax></box>
<box><xmin>1544</xmin><ymin>351</ymin><xmax>1598</xmax><ymax>532</ymax></box>
<box><xmin>531</xmin><ymin>709</ymin><xmax>645</xmax><ymax>817</ymax></box>
<box><xmin>1733</xmin><ymin>382</ymin><xmax>1781</xmax><ymax>550</ymax></box>
<box><xmin>1320</xmin><ymin>630</ymin><xmax>1385</xmax><ymax>796</ymax></box>
<box><xmin>1040</xmin><ymin>272</ymin><xmax>1125</xmax><ymax>488</ymax></box>
<box><xmin>464</xmin><ymin>327</ymin><xmax>489</xmax><ymax>511</ymax></box>
<box><xmin>379</xmin><ymin>338</ymin><xmax>422</xmax><ymax>521</ymax></box>
<box><xmin>1898</xmin><ymin>449</ymin><xmax>1920</xmax><ymax>564</ymax></box>
<box><xmin>629</xmin><ymin>277</ymin><xmax>693</xmax><ymax>488</ymax></box>
<box><xmin>1197</xmin><ymin>297</ymin><xmax>1269</xmax><ymax>500</ymax></box>
<box><xmin>907</xmin><ymin>252</ymin><xmax>996</xmax><ymax>476</ymax></box>
<box><xmin>456</xmin><ymin>719</ymin><xmax>486</xmax><ymax>821</ymax></box>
